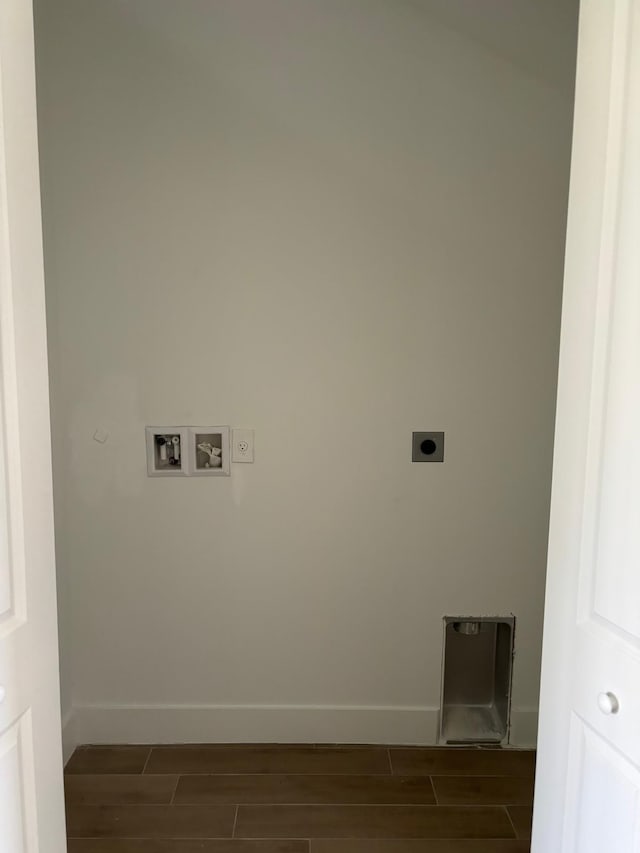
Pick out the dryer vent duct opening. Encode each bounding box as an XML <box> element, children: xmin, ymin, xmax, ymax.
<box><xmin>453</xmin><ymin>621</ymin><xmax>481</xmax><ymax>635</ymax></box>
<box><xmin>440</xmin><ymin>616</ymin><xmax>515</xmax><ymax>744</ymax></box>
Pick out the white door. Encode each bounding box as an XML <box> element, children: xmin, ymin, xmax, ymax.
<box><xmin>0</xmin><ymin>0</ymin><xmax>66</xmax><ymax>850</ymax></box>
<box><xmin>533</xmin><ymin>0</ymin><xmax>640</xmax><ymax>849</ymax></box>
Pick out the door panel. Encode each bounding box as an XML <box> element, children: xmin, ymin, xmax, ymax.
<box><xmin>572</xmin><ymin>629</ymin><xmax>640</xmax><ymax>769</ymax></box>
<box><xmin>0</xmin><ymin>46</ymin><xmax>27</xmax><ymax>639</ymax></box>
<box><xmin>0</xmin><ymin>420</ymin><xmax>14</xmax><ymax>621</ymax></box>
<box><xmin>0</xmin><ymin>712</ymin><xmax>38</xmax><ymax>852</ymax></box>
<box><xmin>0</xmin><ymin>0</ymin><xmax>66</xmax><ymax>849</ymax></box>
<box><xmin>564</xmin><ymin>718</ymin><xmax>640</xmax><ymax>851</ymax></box>
<box><xmin>533</xmin><ymin>0</ymin><xmax>640</xmax><ymax>849</ymax></box>
<box><xmin>581</xmin><ymin>0</ymin><xmax>640</xmax><ymax>645</ymax></box>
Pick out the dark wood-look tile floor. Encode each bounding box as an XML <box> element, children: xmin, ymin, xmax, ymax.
<box><xmin>65</xmin><ymin>745</ymin><xmax>535</xmax><ymax>852</ymax></box>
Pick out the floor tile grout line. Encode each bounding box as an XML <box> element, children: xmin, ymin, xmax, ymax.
<box><xmin>140</xmin><ymin>747</ymin><xmax>153</xmax><ymax>776</ymax></box>
<box><xmin>67</xmin><ymin>836</ymin><xmax>525</xmax><ymax>843</ymax></box>
<box><xmin>169</xmin><ymin>774</ymin><xmax>180</xmax><ymax>805</ymax></box>
<box><xmin>66</xmin><ymin>802</ymin><xmax>516</xmax><ymax>809</ymax></box>
<box><xmin>68</xmin><ymin>771</ymin><xmax>533</xmax><ymax>778</ymax></box>
<box><xmin>504</xmin><ymin>804</ymin><xmax>519</xmax><ymax>839</ymax></box>
<box><xmin>66</xmin><ymin>801</ymin><xmax>531</xmax><ymax>808</ymax></box>
<box><xmin>429</xmin><ymin>775</ymin><xmax>439</xmax><ymax>805</ymax></box>
<box><xmin>80</xmin><ymin>743</ymin><xmax>530</xmax><ymax>748</ymax></box>
<box><xmin>78</xmin><ymin>771</ymin><xmax>533</xmax><ymax>778</ymax></box>
<box><xmin>67</xmin><ymin>836</ymin><xmax>240</xmax><ymax>842</ymax></box>
<box><xmin>82</xmin><ymin>771</ymin><xmax>415</xmax><ymax>776</ymax></box>
<box><xmin>228</xmin><ymin>803</ymin><xmax>508</xmax><ymax>808</ymax></box>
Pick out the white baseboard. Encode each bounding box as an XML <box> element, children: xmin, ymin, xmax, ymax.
<box><xmin>68</xmin><ymin>703</ymin><xmax>537</xmax><ymax>748</ymax></box>
<box><xmin>61</xmin><ymin>707</ymin><xmax>78</xmax><ymax>765</ymax></box>
<box><xmin>74</xmin><ymin>704</ymin><xmax>439</xmax><ymax>746</ymax></box>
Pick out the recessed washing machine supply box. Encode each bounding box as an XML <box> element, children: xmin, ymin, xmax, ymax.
<box><xmin>439</xmin><ymin>616</ymin><xmax>515</xmax><ymax>744</ymax></box>
<box><xmin>145</xmin><ymin>426</ymin><xmax>188</xmax><ymax>477</ymax></box>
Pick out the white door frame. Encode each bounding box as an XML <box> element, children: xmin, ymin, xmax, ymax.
<box><xmin>4</xmin><ymin>0</ymin><xmax>639</xmax><ymax>849</ymax></box>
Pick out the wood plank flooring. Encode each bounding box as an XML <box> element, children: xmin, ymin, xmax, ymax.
<box><xmin>65</xmin><ymin>744</ymin><xmax>535</xmax><ymax>852</ymax></box>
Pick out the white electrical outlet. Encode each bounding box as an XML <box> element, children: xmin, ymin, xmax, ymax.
<box><xmin>232</xmin><ymin>429</ymin><xmax>254</xmax><ymax>463</ymax></box>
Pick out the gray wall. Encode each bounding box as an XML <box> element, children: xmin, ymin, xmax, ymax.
<box><xmin>35</xmin><ymin>0</ymin><xmax>577</xmax><ymax>745</ymax></box>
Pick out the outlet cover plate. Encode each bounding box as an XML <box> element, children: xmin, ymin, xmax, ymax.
<box><xmin>412</xmin><ymin>431</ymin><xmax>445</xmax><ymax>462</ymax></box>
<box><xmin>232</xmin><ymin>428</ymin><xmax>254</xmax><ymax>463</ymax></box>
